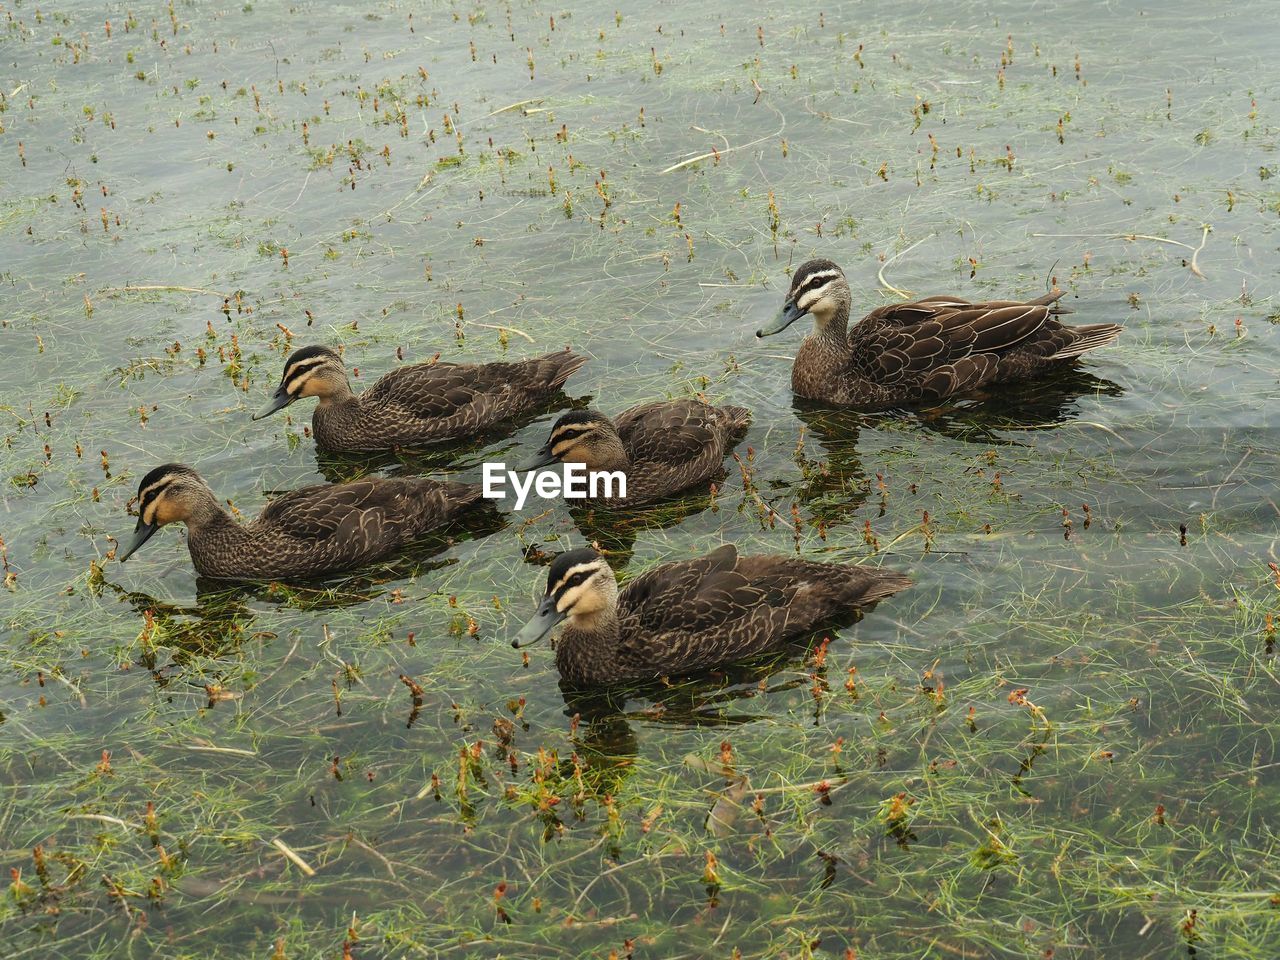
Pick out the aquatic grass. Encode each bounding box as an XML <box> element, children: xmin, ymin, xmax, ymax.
<box><xmin>3</xmin><ymin>0</ymin><xmax>1280</xmax><ymax>957</ymax></box>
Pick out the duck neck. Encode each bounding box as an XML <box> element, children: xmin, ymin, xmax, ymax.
<box><xmin>556</xmin><ymin>609</ymin><xmax>620</xmax><ymax>680</ymax></box>
<box><xmin>315</xmin><ymin>379</ymin><xmax>357</xmax><ymax>409</ymax></box>
<box><xmin>310</xmin><ymin>388</ymin><xmax>364</xmax><ymax>447</ymax></box>
<box><xmin>811</xmin><ymin>300</ymin><xmax>851</xmax><ymax>347</ymax></box>
<box><xmin>587</xmin><ymin>432</ymin><xmax>632</xmax><ymax>473</ymax></box>
<box><xmin>184</xmin><ymin>491</ymin><xmax>236</xmax><ymax>535</ymax></box>
<box><xmin>182</xmin><ymin>494</ymin><xmax>245</xmax><ymax>562</ymax></box>
<box><xmin>183</xmin><ymin>496</ymin><xmax>258</xmax><ymax>579</ymax></box>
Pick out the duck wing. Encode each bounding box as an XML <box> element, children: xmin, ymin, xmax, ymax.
<box><xmin>619</xmin><ymin>545</ymin><xmax>801</xmax><ymax>639</ymax></box>
<box><xmin>366</xmin><ymin>351</ymin><xmax>588</xmax><ymax>435</ymax></box>
<box><xmin>245</xmin><ymin>478</ymin><xmax>480</xmax><ymax>573</ymax></box>
<box><xmin>616</xmin><ymin>549</ymin><xmax>910</xmax><ymax>677</ymax></box>
<box><xmin>614</xmin><ymin>398</ymin><xmax>732</xmax><ymax>465</ymax></box>
<box><xmin>366</xmin><ymin>362</ymin><xmax>505</xmax><ymax>420</ymax></box>
<box><xmin>618</xmin><ymin>543</ymin><xmax>744</xmax><ymax>630</ymax></box>
<box><xmin>854</xmin><ymin>293</ymin><xmax>1064</xmax><ymax>398</ymax></box>
<box><xmin>249</xmin><ymin>478</ymin><xmax>404</xmax><ymax>545</ymax></box>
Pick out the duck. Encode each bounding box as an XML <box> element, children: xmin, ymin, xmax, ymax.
<box><xmin>253</xmin><ymin>345</ymin><xmax>589</xmax><ymax>452</ymax></box>
<box><xmin>519</xmin><ymin>398</ymin><xmax>751</xmax><ymax>506</ymax></box>
<box><xmin>512</xmin><ymin>543</ymin><xmax>910</xmax><ymax>686</ymax></box>
<box><xmin>117</xmin><ymin>463</ymin><xmax>483</xmax><ymax>580</ymax></box>
<box><xmin>756</xmin><ymin>258</ymin><xmax>1122</xmax><ymax>408</ymax></box>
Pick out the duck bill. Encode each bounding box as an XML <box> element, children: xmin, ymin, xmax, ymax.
<box><xmin>511</xmin><ymin>595</ymin><xmax>566</xmax><ymax>649</ymax></box>
<box><xmin>252</xmin><ymin>385</ymin><xmax>295</xmax><ymax>420</ymax></box>
<box><xmin>516</xmin><ymin>444</ymin><xmax>558</xmax><ymax>473</ymax></box>
<box><xmin>117</xmin><ymin>519</ymin><xmax>158</xmax><ymax>562</ymax></box>
<box><xmin>756</xmin><ymin>301</ymin><xmax>806</xmax><ymax>338</ymax></box>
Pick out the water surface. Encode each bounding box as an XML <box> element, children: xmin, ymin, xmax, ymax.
<box><xmin>1</xmin><ymin>1</ymin><xmax>1278</xmax><ymax>957</ymax></box>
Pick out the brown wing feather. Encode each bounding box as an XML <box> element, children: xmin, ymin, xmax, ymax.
<box><xmin>360</xmin><ymin>350</ymin><xmax>588</xmax><ymax>438</ymax></box>
<box><xmin>254</xmin><ymin>477</ymin><xmax>479</xmax><ymax>542</ymax></box>
<box><xmin>619</xmin><ymin>543</ymin><xmax>740</xmax><ymax>630</ymax></box>
<box><xmin>366</xmin><ymin>363</ymin><xmax>505</xmax><ymax>419</ymax></box>
<box><xmin>854</xmin><ymin>293</ymin><xmax>1062</xmax><ymax>388</ymax></box>
<box><xmin>255</xmin><ymin>480</ymin><xmax>388</xmax><ymax>541</ymax></box>
<box><xmin>615</xmin><ymin>398</ymin><xmax>728</xmax><ymax>465</ymax></box>
<box><xmin>613</xmin><ymin>549</ymin><xmax>910</xmax><ymax>677</ymax></box>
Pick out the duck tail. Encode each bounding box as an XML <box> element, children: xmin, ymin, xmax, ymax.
<box><xmin>437</xmin><ymin>480</ymin><xmax>486</xmax><ymax>514</ymax></box>
<box><xmin>850</xmin><ymin>568</ymin><xmax>913</xmax><ymax>606</ymax></box>
<box><xmin>834</xmin><ymin>568</ymin><xmax>916</xmax><ymax>611</ymax></box>
<box><xmin>1030</xmin><ymin>288</ymin><xmax>1072</xmax><ymax>314</ymax></box>
<box><xmin>529</xmin><ymin>347</ymin><xmax>590</xmax><ymax>390</ymax></box>
<box><xmin>410</xmin><ymin>479</ymin><xmax>486</xmax><ymax>531</ymax></box>
<box><xmin>1048</xmin><ymin>322</ymin><xmax>1122</xmax><ymax>361</ymax></box>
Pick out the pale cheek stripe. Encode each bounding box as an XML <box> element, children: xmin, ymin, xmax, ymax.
<box><xmin>286</xmin><ymin>371</ymin><xmax>314</xmax><ymax>394</ymax></box>
<box><xmin>798</xmin><ymin>290</ymin><xmax>822</xmax><ymax>310</ymax></box>
<box><xmin>556</xmin><ymin>582</ymin><xmax>587</xmax><ymax>613</ymax></box>
<box><xmin>138</xmin><ymin>481</ymin><xmax>169</xmax><ymax>503</ymax></box>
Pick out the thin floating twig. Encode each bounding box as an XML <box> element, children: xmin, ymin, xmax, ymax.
<box><xmin>344</xmin><ymin>835</ymin><xmax>397</xmax><ymax>878</ymax></box>
<box><xmin>43</xmin><ymin>670</ymin><xmax>88</xmax><ymax>708</ymax></box>
<box><xmin>690</xmin><ymin>125</ymin><xmax>731</xmax><ymax>152</ymax></box>
<box><xmin>271</xmin><ymin>838</ymin><xmax>317</xmax><ymax>877</ymax></box>
<box><xmin>185</xmin><ymin>742</ymin><xmax>259</xmax><ymax>758</ymax></box>
<box><xmin>878</xmin><ymin>522</ymin><xmax>927</xmax><ymax>554</ymax></box>
<box><xmin>99</xmin><ymin>284</ymin><xmax>229</xmax><ymax>298</ymax></box>
<box><xmin>800</xmin><ymin>96</ymin><xmax>871</xmax><ymax>127</ymax></box>
<box><xmin>661</xmin><ymin>109</ymin><xmax>786</xmax><ymax>174</ymax></box>
<box><xmin>67</xmin><ymin>813</ymin><xmax>138</xmax><ymax>831</ymax></box>
<box><xmin>1032</xmin><ymin>231</ymin><xmax>1195</xmax><ymax>250</ymax></box>
<box><xmin>748</xmin><ymin>490</ymin><xmax>795</xmax><ymax>532</ymax></box>
<box><xmin>1189</xmin><ymin>224</ymin><xmax>1211</xmax><ymax>279</ymax></box>
<box><xmin>467</xmin><ymin>320</ymin><xmax>535</xmax><ymax>343</ymax></box>
<box><xmin>1030</xmin><ymin>227</ymin><xmax>1211</xmax><ymax>279</ymax></box>
<box><xmin>877</xmin><ymin>236</ymin><xmax>932</xmax><ymax>299</ymax></box>
<box><xmin>457</xmin><ymin>98</ymin><xmax>544</xmax><ymax>127</ymax></box>
<box><xmin>1069</xmin><ymin>421</ymin><xmax>1129</xmax><ymax>444</ymax></box>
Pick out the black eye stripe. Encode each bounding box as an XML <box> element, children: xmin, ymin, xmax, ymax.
<box><xmin>549</xmin><ymin>561</ymin><xmax>604</xmax><ymax>596</ymax></box>
<box><xmin>139</xmin><ymin>479</ymin><xmax>174</xmax><ymax>506</ymax></box>
<box><xmin>553</xmin><ymin>570</ymin><xmax>593</xmax><ymax>597</ymax></box>
<box><xmin>285</xmin><ymin>358</ymin><xmax>326</xmax><ymax>378</ymax></box>
<box><xmin>138</xmin><ymin>477</ymin><xmax>182</xmax><ymax>515</ymax></box>
<box><xmin>799</xmin><ymin>272</ymin><xmax>837</xmax><ymax>293</ymax></box>
<box><xmin>284</xmin><ymin>361</ymin><xmax>328</xmax><ymax>392</ymax></box>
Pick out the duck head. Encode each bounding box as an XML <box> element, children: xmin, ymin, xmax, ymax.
<box><xmin>118</xmin><ymin>464</ymin><xmax>219</xmax><ymax>561</ymax></box>
<box><xmin>519</xmin><ymin>410</ymin><xmax>627</xmax><ymax>472</ymax></box>
<box><xmin>512</xmin><ymin>547</ymin><xmax>618</xmax><ymax>648</ymax></box>
<box><xmin>254</xmin><ymin>345</ymin><xmax>351</xmax><ymax>419</ymax></box>
<box><xmin>757</xmin><ymin>258</ymin><xmax>852</xmax><ymax>338</ymax></box>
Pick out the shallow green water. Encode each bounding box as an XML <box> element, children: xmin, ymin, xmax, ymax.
<box><xmin>2</xmin><ymin>0</ymin><xmax>1278</xmax><ymax>957</ymax></box>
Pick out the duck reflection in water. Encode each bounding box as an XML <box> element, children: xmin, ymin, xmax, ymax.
<box><xmin>529</xmin><ymin>639</ymin><xmax>874</xmax><ymax>849</ymax></box>
<box><xmin>785</xmin><ymin>365</ymin><xmax>1124</xmax><ymax>524</ymax></box>
<box><xmin>562</xmin><ymin>490</ymin><xmax>724</xmax><ymax>571</ymax></box>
